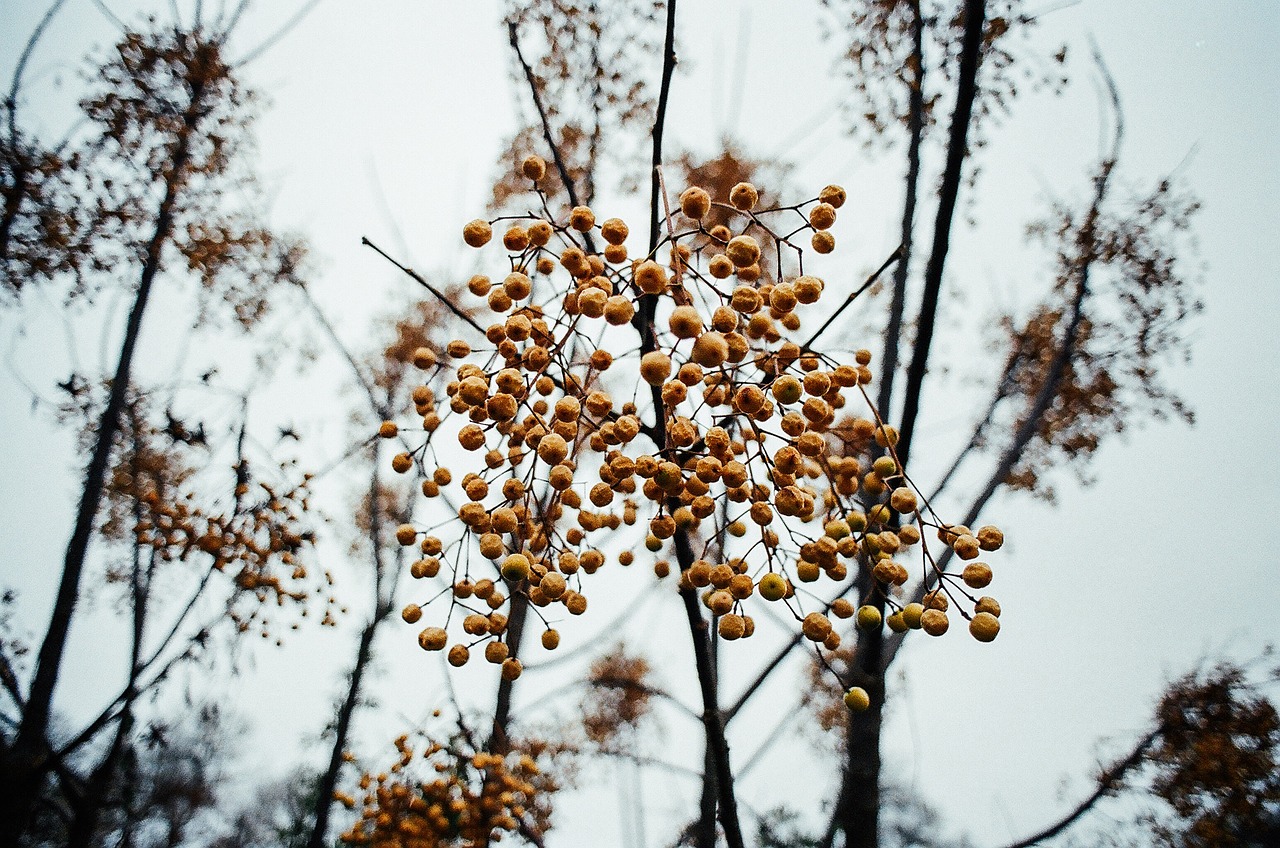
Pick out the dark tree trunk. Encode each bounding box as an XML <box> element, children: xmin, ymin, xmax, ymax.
<box><xmin>895</xmin><ymin>0</ymin><xmax>987</xmax><ymax>473</ymax></box>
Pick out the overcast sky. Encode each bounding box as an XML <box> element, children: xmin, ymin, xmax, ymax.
<box><xmin>2</xmin><ymin>1</ymin><xmax>1279</xmax><ymax>845</ymax></box>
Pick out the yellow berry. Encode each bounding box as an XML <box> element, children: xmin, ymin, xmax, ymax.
<box><xmin>501</xmin><ymin>553</ymin><xmax>531</xmax><ymax>582</ymax></box>
<box><xmin>844</xmin><ymin>686</ymin><xmax>870</xmax><ymax>712</ymax></box>
<box><xmin>856</xmin><ymin>605</ymin><xmax>882</xmax><ymax>630</ymax></box>
<box><xmin>758</xmin><ymin>572</ymin><xmax>787</xmax><ymax>601</ymax></box>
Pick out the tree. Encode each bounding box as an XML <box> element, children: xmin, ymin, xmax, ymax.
<box><xmin>0</xmin><ymin>4</ymin><xmax>326</xmax><ymax>842</ymax></box>
<box><xmin>336</xmin><ymin>2</ymin><xmax>1213</xmax><ymax>848</ymax></box>
<box><xmin>3</xmin><ymin>3</ymin><xmax>1264</xmax><ymax>848</ymax></box>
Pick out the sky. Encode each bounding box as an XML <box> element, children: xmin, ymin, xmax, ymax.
<box><xmin>2</xmin><ymin>1</ymin><xmax>1279</xmax><ymax>846</ymax></box>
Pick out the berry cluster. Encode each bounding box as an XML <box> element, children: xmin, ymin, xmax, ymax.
<box><xmin>339</xmin><ymin>730</ymin><xmax>561</xmax><ymax>847</ymax></box>
<box><xmin>382</xmin><ymin>155</ymin><xmax>1005</xmax><ymax>693</ymax></box>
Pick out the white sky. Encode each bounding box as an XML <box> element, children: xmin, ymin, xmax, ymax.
<box><xmin>2</xmin><ymin>1</ymin><xmax>1279</xmax><ymax>846</ymax></box>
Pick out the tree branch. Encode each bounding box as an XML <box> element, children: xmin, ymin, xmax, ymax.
<box><xmin>1000</xmin><ymin>724</ymin><xmax>1161</xmax><ymax>848</ymax></box>
<box><xmin>883</xmin><ymin>42</ymin><xmax>1124</xmax><ymax>673</ymax></box>
<box><xmin>894</xmin><ymin>0</ymin><xmax>987</xmax><ymax>474</ymax></box>
<box><xmin>876</xmin><ymin>0</ymin><xmax>925</xmax><ymax>423</ymax></box>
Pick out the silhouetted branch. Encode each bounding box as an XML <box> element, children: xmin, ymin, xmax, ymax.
<box><xmin>1000</xmin><ymin>724</ymin><xmax>1161</xmax><ymax>848</ymax></box>
<box><xmin>895</xmin><ymin>0</ymin><xmax>987</xmax><ymax>474</ymax></box>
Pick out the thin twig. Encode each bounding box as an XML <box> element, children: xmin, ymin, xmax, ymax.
<box><xmin>235</xmin><ymin>0</ymin><xmax>326</xmax><ymax>66</ymax></box>
<box><xmin>361</xmin><ymin>236</ymin><xmax>485</xmax><ymax>335</ymax></box>
<box><xmin>801</xmin><ymin>245</ymin><xmax>903</xmax><ymax>352</ymax></box>
<box><xmin>506</xmin><ymin>20</ymin><xmax>597</xmax><ymax>252</ymax></box>
<box><xmin>999</xmin><ymin>725</ymin><xmax>1161</xmax><ymax>848</ymax></box>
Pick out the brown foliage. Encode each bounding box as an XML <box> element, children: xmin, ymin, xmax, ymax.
<box><xmin>1139</xmin><ymin>664</ymin><xmax>1280</xmax><ymax>848</ymax></box>
<box><xmin>820</xmin><ymin>0</ymin><xmax>1066</xmax><ymax>144</ymax></box>
<box><xmin>581</xmin><ymin>644</ymin><xmax>654</xmax><ymax>746</ymax></box>
<box><xmin>1000</xmin><ymin>175</ymin><xmax>1201</xmax><ymax>498</ymax></box>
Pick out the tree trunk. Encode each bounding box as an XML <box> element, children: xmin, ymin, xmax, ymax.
<box><xmin>894</xmin><ymin>0</ymin><xmax>987</xmax><ymax>473</ymax></box>
<box><xmin>876</xmin><ymin>0</ymin><xmax>925</xmax><ymax>424</ymax></box>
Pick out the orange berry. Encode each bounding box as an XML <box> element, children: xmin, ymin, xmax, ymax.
<box><xmin>463</xmin><ymin>219</ymin><xmax>492</xmax><ymax>247</ymax></box>
<box><xmin>680</xmin><ymin>186</ymin><xmax>711</xmax><ymax>219</ymax></box>
<box><xmin>801</xmin><ymin>612</ymin><xmax>832</xmax><ymax>641</ymax></box>
<box><xmin>725</xmin><ymin>236</ymin><xmax>760</xmax><ymax>268</ymax></box>
<box><xmin>920</xmin><ymin>609</ymin><xmax>949</xmax><ymax>636</ymax></box>
<box><xmin>809</xmin><ymin>203</ymin><xmax>837</xmax><ymax>230</ymax></box>
<box><xmin>601</xmin><ymin>217</ymin><xmax>629</xmax><ymax>245</ymax></box>
<box><xmin>669</xmin><ymin>305</ymin><xmax>704</xmax><ymax>339</ymax></box>
<box><xmin>819</xmin><ymin>184</ymin><xmax>847</xmax><ymax>208</ymax></box>
<box><xmin>569</xmin><ymin>206</ymin><xmax>596</xmax><ymax>232</ymax></box>
<box><xmin>418</xmin><ymin>627</ymin><xmax>447</xmax><ymax>651</ymax></box>
<box><xmin>729</xmin><ymin>182</ymin><xmax>758</xmax><ymax>211</ymax></box>
<box><xmin>975</xmin><ymin>596</ymin><xmax>1001</xmax><ymax>617</ymax></box>
<box><xmin>640</xmin><ymin>351</ymin><xmax>672</xmax><ymax>386</ymax></box>
<box><xmin>962</xmin><ymin>562</ymin><xmax>993</xmax><ymax>589</ymax></box>
<box><xmin>522</xmin><ymin>155</ymin><xmax>547</xmax><ymax>181</ymax></box>
<box><xmin>502</xmin><ymin>658</ymin><xmax>523</xmax><ymax>680</ymax></box>
<box><xmin>634</xmin><ymin>260</ymin><xmax>668</xmax><ymax>294</ymax></box>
